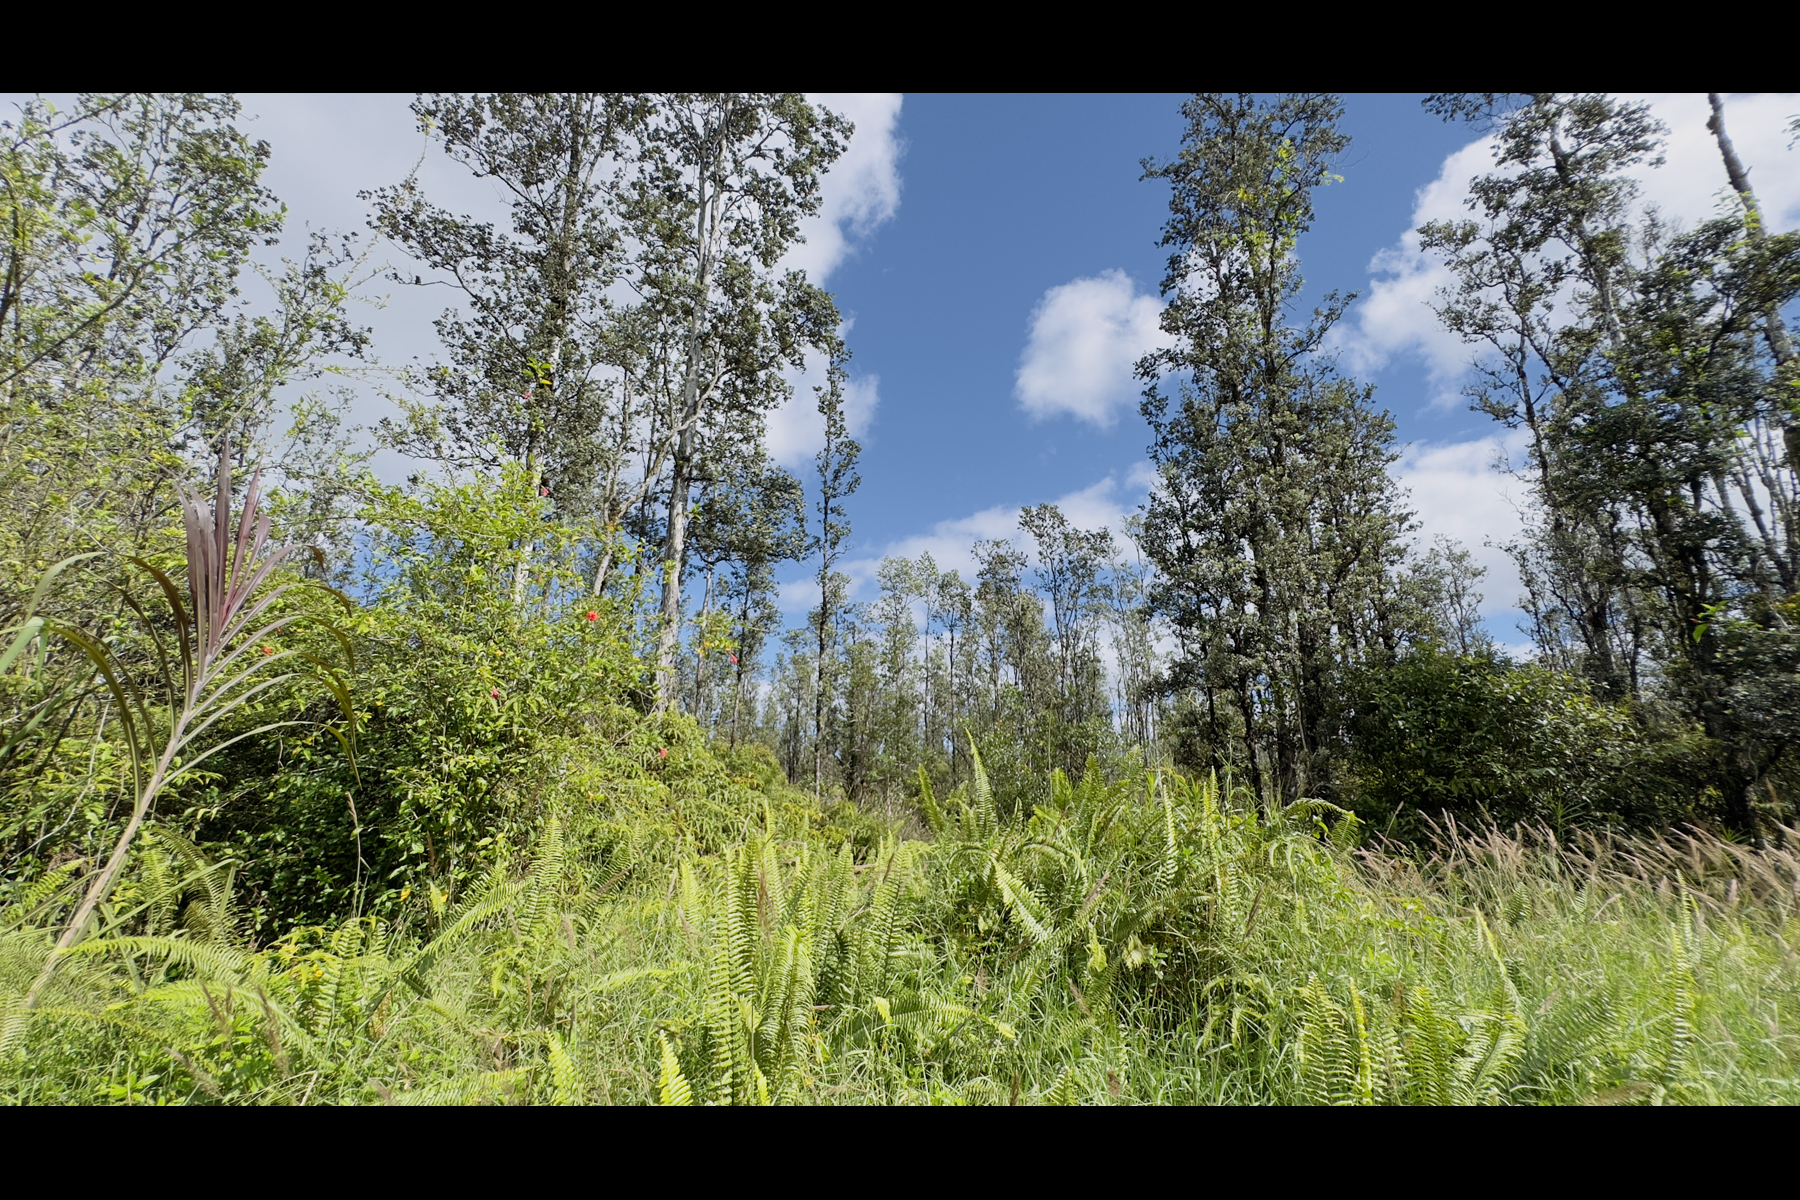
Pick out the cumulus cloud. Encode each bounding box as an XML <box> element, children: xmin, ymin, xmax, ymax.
<box><xmin>786</xmin><ymin>93</ymin><xmax>904</xmax><ymax>284</ymax></box>
<box><xmin>764</xmin><ymin>368</ymin><xmax>880</xmax><ymax>468</ymax></box>
<box><xmin>1337</xmin><ymin>93</ymin><xmax>1800</xmax><ymax>406</ymax></box>
<box><xmin>1392</xmin><ymin>433</ymin><xmax>1530</xmax><ymax>615</ymax></box>
<box><xmin>887</xmin><ymin>474</ymin><xmax>1139</xmax><ymax>577</ymax></box>
<box><xmin>1332</xmin><ymin>139</ymin><xmax>1497</xmax><ymax>395</ymax></box>
<box><xmin>1015</xmin><ymin>270</ymin><xmax>1166</xmax><ymax>427</ymax></box>
<box><xmin>761</xmin><ymin>96</ymin><xmax>904</xmax><ymax>468</ymax></box>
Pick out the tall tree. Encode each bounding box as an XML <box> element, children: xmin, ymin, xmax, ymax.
<box><xmin>368</xmin><ymin>93</ymin><xmax>640</xmax><ymax>608</ymax></box>
<box><xmin>811</xmin><ymin>354</ymin><xmax>860</xmax><ymax>795</ymax></box>
<box><xmin>1425</xmin><ymin>92</ymin><xmax>1800</xmax><ymax>832</ymax></box>
<box><xmin>687</xmin><ymin>456</ymin><xmax>805</xmax><ymax>743</ymax></box>
<box><xmin>622</xmin><ymin>94</ymin><xmax>847</xmax><ymax>711</ymax></box>
<box><xmin>3</xmin><ymin>93</ymin><xmax>290</xmax><ymax>592</ymax></box>
<box><xmin>1138</xmin><ymin>93</ymin><xmax>1415</xmax><ymax>805</ymax></box>
<box><xmin>1707</xmin><ymin>93</ymin><xmax>1794</xmax><ymax>369</ymax></box>
<box><xmin>1020</xmin><ymin>504</ymin><xmax>1114</xmax><ymax>732</ymax></box>
<box><xmin>1</xmin><ymin>93</ymin><xmax>364</xmax><ymax>599</ymax></box>
<box><xmin>370</xmin><ymin>94</ymin><xmax>638</xmax><ymax>483</ymax></box>
<box><xmin>1420</xmin><ymin>92</ymin><xmax>1666</xmax><ymax>698</ymax></box>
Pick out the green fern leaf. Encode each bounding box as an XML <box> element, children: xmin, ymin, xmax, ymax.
<box><xmin>657</xmin><ymin>1031</ymin><xmax>694</xmax><ymax>1106</ymax></box>
<box><xmin>545</xmin><ymin>1030</ymin><xmax>582</xmax><ymax>1105</ymax></box>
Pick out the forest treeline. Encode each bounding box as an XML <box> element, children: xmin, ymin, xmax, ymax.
<box><xmin>2</xmin><ymin>92</ymin><xmax>1798</xmax><ymax>1105</ymax></box>
<box><xmin>757</xmin><ymin>92</ymin><xmax>1800</xmax><ymax>841</ymax></box>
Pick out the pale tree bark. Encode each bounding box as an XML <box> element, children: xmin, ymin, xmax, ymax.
<box><xmin>1708</xmin><ymin>92</ymin><xmax>1795</xmax><ymax>367</ymax></box>
<box><xmin>813</xmin><ymin>553</ymin><xmax>832</xmax><ymax>795</ymax></box>
<box><xmin>655</xmin><ymin>109</ymin><xmax>729</xmax><ymax>712</ymax></box>
<box><xmin>591</xmin><ymin>374</ymin><xmax>679</xmax><ymax>598</ymax></box>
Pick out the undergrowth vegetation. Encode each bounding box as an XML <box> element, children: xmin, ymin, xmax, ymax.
<box><xmin>5</xmin><ymin>90</ymin><xmax>1799</xmax><ymax>1104</ymax></box>
<box><xmin>5</xmin><ymin>744</ymin><xmax>1796</xmax><ymax>1104</ymax></box>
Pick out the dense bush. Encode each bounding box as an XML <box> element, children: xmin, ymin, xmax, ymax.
<box><xmin>188</xmin><ymin>468</ymin><xmax>660</xmax><ymax>933</ymax></box>
<box><xmin>6</xmin><ymin>747</ymin><xmax>1798</xmax><ymax>1104</ymax></box>
<box><xmin>1347</xmin><ymin>649</ymin><xmax>1712</xmax><ymax>834</ymax></box>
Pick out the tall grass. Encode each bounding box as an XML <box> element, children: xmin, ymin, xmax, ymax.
<box><xmin>2</xmin><ymin>753</ymin><xmax>1795</xmax><ymax>1104</ymax></box>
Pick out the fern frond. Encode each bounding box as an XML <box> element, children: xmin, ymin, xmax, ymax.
<box><xmin>657</xmin><ymin>1031</ymin><xmax>694</xmax><ymax>1105</ymax></box>
<box><xmin>63</xmin><ymin>934</ymin><xmax>258</xmax><ymax>983</ymax></box>
<box><xmin>1403</xmin><ymin>985</ymin><xmax>1461</xmax><ymax>1106</ymax></box>
<box><xmin>918</xmin><ymin>766</ymin><xmax>946</xmax><ymax>835</ymax></box>
<box><xmin>968</xmin><ymin>739</ymin><xmax>997</xmax><ymax>837</ymax></box>
<box><xmin>1154</xmin><ymin>773</ymin><xmax>1177</xmax><ymax>891</ymax></box>
<box><xmin>989</xmin><ymin>855</ymin><xmax>1051</xmax><ymax>944</ymax></box>
<box><xmin>519</xmin><ymin>815</ymin><xmax>567</xmax><ymax>938</ymax></box>
<box><xmin>3</xmin><ymin>862</ymin><xmax>86</xmax><ymax>929</ymax></box>
<box><xmin>1348</xmin><ymin>983</ymin><xmax>1377</xmax><ymax>1105</ymax></box>
<box><xmin>1296</xmin><ymin>975</ymin><xmax>1352</xmax><ymax>1105</ymax></box>
<box><xmin>1663</xmin><ymin>914</ymin><xmax>1697</xmax><ymax>1087</ymax></box>
<box><xmin>544</xmin><ymin>1030</ymin><xmax>582</xmax><ymax>1105</ymax></box>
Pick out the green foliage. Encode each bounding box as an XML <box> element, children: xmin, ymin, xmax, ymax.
<box><xmin>4</xmin><ymin>88</ymin><xmax>1799</xmax><ymax>1108</ymax></box>
<box><xmin>7</xmin><ymin>740</ymin><xmax>1799</xmax><ymax>1104</ymax></box>
<box><xmin>1347</xmin><ymin>648</ymin><xmax>1693</xmax><ymax>832</ymax></box>
<box><xmin>194</xmin><ymin>463</ymin><xmax>655</xmax><ymax>930</ymax></box>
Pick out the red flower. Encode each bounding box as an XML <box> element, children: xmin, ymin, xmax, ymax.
<box><xmin>658</xmin><ymin>747</ymin><xmax>668</xmax><ymax>760</ymax></box>
<box><xmin>540</xmin><ymin>487</ymin><xmax>549</xmax><ymax>496</ymax></box>
<box><xmin>261</xmin><ymin>645</ymin><xmax>276</xmax><ymax>656</ymax></box>
<box><xmin>490</xmin><ymin>688</ymin><xmax>500</xmax><ymax>699</ymax></box>
<box><xmin>585</xmin><ymin>611</ymin><xmax>598</xmax><ymax>621</ymax></box>
<box><xmin>728</xmin><ymin>654</ymin><xmax>738</xmax><ymax>666</ymax></box>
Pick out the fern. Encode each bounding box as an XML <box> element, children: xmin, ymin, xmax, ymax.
<box><xmin>988</xmin><ymin>854</ymin><xmax>1051</xmax><ymax>945</ymax></box>
<box><xmin>1297</xmin><ymin>975</ymin><xmax>1356</xmax><ymax>1104</ymax></box>
<box><xmin>388</xmin><ymin>1069</ymin><xmax>524</xmax><ymax>1106</ymax></box>
<box><xmin>657</xmin><ymin>1030</ymin><xmax>694</xmax><ymax>1105</ymax></box>
<box><xmin>1403</xmin><ymin>986</ymin><xmax>1461</xmax><ymax>1105</ymax></box>
<box><xmin>1662</xmin><ymin>904</ymin><xmax>1698</xmax><ymax>1090</ymax></box>
<box><xmin>967</xmin><ymin>740</ymin><xmax>998</xmax><ymax>838</ymax></box>
<box><xmin>918</xmin><ymin>766</ymin><xmax>946</xmax><ymax>836</ymax></box>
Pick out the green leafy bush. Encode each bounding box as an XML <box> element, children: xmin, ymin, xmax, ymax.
<box><xmin>1347</xmin><ymin>648</ymin><xmax>1703</xmax><ymax>834</ymax></box>
<box><xmin>8</xmin><ymin>740</ymin><xmax>1797</xmax><ymax>1105</ymax></box>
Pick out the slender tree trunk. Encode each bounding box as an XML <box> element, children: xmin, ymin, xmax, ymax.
<box><xmin>658</xmin><ymin>439</ymin><xmax>692</xmax><ymax>710</ymax></box>
<box><xmin>592</xmin><ymin>372</ymin><xmax>634</xmax><ymax>596</ymax></box>
<box><xmin>657</xmin><ymin>122</ymin><xmax>723</xmax><ymax>712</ymax></box>
<box><xmin>730</xmin><ymin>585</ymin><xmax>752</xmax><ymax>748</ymax></box>
<box><xmin>511</xmin><ymin>445</ymin><xmax>540</xmax><ymax>611</ymax></box>
<box><xmin>815</xmin><ymin>576</ymin><xmax>829</xmax><ymax>798</ymax></box>
<box><xmin>1709</xmin><ymin>93</ymin><xmax>1795</xmax><ymax>367</ymax></box>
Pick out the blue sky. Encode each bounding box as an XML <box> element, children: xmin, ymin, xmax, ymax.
<box><xmin>778</xmin><ymin>93</ymin><xmax>1800</xmax><ymax>648</ymax></box>
<box><xmin>22</xmin><ymin>92</ymin><xmax>1793</xmax><ymax>646</ymax></box>
<box><xmin>823</xmin><ymin>94</ymin><xmax>1482</xmax><ymax>550</ymax></box>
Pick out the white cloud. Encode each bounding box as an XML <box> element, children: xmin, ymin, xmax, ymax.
<box><xmin>777</xmin><ymin>471</ymin><xmax>1149</xmax><ymax>613</ymax></box>
<box><xmin>764</xmin><ymin>368</ymin><xmax>880</xmax><ymax>468</ymax></box>
<box><xmin>237</xmin><ymin>93</ymin><xmax>900</xmax><ymax>478</ymax></box>
<box><xmin>761</xmin><ymin>96</ymin><xmax>903</xmax><ymax>468</ymax></box>
<box><xmin>1338</xmin><ymin>93</ymin><xmax>1800</xmax><ymax>405</ymax></box>
<box><xmin>885</xmin><ymin>474</ymin><xmax>1139</xmax><ymax>578</ymax></box>
<box><xmin>1623</xmin><ymin>93</ymin><xmax>1800</xmax><ymax>232</ymax></box>
<box><xmin>1015</xmin><ymin>270</ymin><xmax>1166</xmax><ymax>427</ymax></box>
<box><xmin>1393</xmin><ymin>432</ymin><xmax>1530</xmax><ymax>615</ymax></box>
<box><xmin>1332</xmin><ymin>139</ymin><xmax>1496</xmax><ymax>395</ymax></box>
<box><xmin>788</xmin><ymin>93</ymin><xmax>904</xmax><ymax>284</ymax></box>
<box><xmin>776</xmin><ymin>470</ymin><xmax>1150</xmax><ymax>613</ymax></box>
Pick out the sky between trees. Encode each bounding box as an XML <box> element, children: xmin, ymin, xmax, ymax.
<box><xmin>96</xmin><ymin>92</ymin><xmax>1800</xmax><ymax>649</ymax></box>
